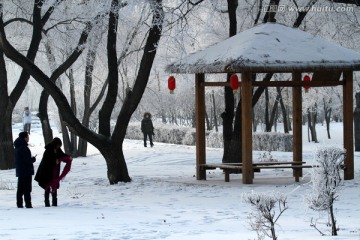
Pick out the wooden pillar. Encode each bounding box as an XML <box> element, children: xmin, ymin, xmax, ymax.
<box><xmin>241</xmin><ymin>72</ymin><xmax>253</xmax><ymax>184</ymax></box>
<box><xmin>292</xmin><ymin>72</ymin><xmax>302</xmax><ymax>182</ymax></box>
<box><xmin>343</xmin><ymin>71</ymin><xmax>354</xmax><ymax>180</ymax></box>
<box><xmin>195</xmin><ymin>73</ymin><xmax>206</xmax><ymax>180</ymax></box>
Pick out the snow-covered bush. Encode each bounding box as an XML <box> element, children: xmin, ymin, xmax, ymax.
<box><xmin>126</xmin><ymin>123</ymin><xmax>292</xmax><ymax>151</ymax></box>
<box><xmin>0</xmin><ymin>178</ymin><xmax>14</xmax><ymax>190</ymax></box>
<box><xmin>253</xmin><ymin>132</ymin><xmax>293</xmax><ymax>152</ymax></box>
<box><xmin>306</xmin><ymin>147</ymin><xmax>345</xmax><ymax>236</ymax></box>
<box><xmin>182</xmin><ymin>129</ymin><xmax>196</xmax><ymax>145</ymax></box>
<box><xmin>126</xmin><ymin>122</ymin><xmax>193</xmax><ymax>145</ymax></box>
<box><xmin>206</xmin><ymin>131</ymin><xmax>223</xmax><ymax>148</ymax></box>
<box><xmin>205</xmin><ymin>131</ymin><xmax>292</xmax><ymax>151</ymax></box>
<box><xmin>242</xmin><ymin>191</ymin><xmax>288</xmax><ymax>240</ymax></box>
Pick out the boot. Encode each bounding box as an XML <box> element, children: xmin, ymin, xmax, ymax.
<box><xmin>24</xmin><ymin>192</ymin><xmax>32</xmax><ymax>208</ymax></box>
<box><xmin>16</xmin><ymin>192</ymin><xmax>23</xmax><ymax>208</ymax></box>
<box><xmin>52</xmin><ymin>192</ymin><xmax>58</xmax><ymax>207</ymax></box>
<box><xmin>45</xmin><ymin>191</ymin><xmax>50</xmax><ymax>207</ymax></box>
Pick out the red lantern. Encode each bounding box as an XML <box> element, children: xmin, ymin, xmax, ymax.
<box><xmin>303</xmin><ymin>75</ymin><xmax>311</xmax><ymax>93</ymax></box>
<box><xmin>168</xmin><ymin>76</ymin><xmax>176</xmax><ymax>94</ymax></box>
<box><xmin>230</xmin><ymin>74</ymin><xmax>239</xmax><ymax>94</ymax></box>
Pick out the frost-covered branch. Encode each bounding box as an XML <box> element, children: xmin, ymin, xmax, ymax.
<box><xmin>242</xmin><ymin>191</ymin><xmax>288</xmax><ymax>240</ymax></box>
<box><xmin>306</xmin><ymin>147</ymin><xmax>345</xmax><ymax>236</ymax></box>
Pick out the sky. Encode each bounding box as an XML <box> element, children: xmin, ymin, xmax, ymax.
<box><xmin>0</xmin><ymin>118</ymin><xmax>359</xmax><ymax>240</ymax></box>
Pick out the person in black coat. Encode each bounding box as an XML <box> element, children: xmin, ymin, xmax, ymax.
<box><xmin>14</xmin><ymin>131</ymin><xmax>36</xmax><ymax>208</ymax></box>
<box><xmin>141</xmin><ymin>112</ymin><xmax>154</xmax><ymax>147</ymax></box>
<box><xmin>35</xmin><ymin>137</ymin><xmax>71</xmax><ymax>207</ymax></box>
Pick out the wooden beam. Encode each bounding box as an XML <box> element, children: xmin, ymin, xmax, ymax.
<box><xmin>253</xmin><ymin>80</ymin><xmax>343</xmax><ymax>87</ymax></box>
<box><xmin>195</xmin><ymin>73</ymin><xmax>206</xmax><ymax>180</ymax></box>
<box><xmin>241</xmin><ymin>72</ymin><xmax>253</xmax><ymax>184</ymax></box>
<box><xmin>312</xmin><ymin>71</ymin><xmax>342</xmax><ymax>81</ymax></box>
<box><xmin>292</xmin><ymin>72</ymin><xmax>303</xmax><ymax>182</ymax></box>
<box><xmin>201</xmin><ymin>80</ymin><xmax>343</xmax><ymax>88</ymax></box>
<box><xmin>343</xmin><ymin>71</ymin><xmax>354</xmax><ymax>180</ymax></box>
<box><xmin>202</xmin><ymin>82</ymin><xmax>230</xmax><ymax>87</ymax></box>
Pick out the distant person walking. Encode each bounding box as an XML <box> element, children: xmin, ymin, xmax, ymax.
<box><xmin>141</xmin><ymin>112</ymin><xmax>154</xmax><ymax>147</ymax></box>
<box><xmin>35</xmin><ymin>137</ymin><xmax>72</xmax><ymax>207</ymax></box>
<box><xmin>23</xmin><ymin>107</ymin><xmax>32</xmax><ymax>134</ymax></box>
<box><xmin>14</xmin><ymin>131</ymin><xmax>36</xmax><ymax>208</ymax></box>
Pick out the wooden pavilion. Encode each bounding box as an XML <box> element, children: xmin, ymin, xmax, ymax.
<box><xmin>166</xmin><ymin>23</ymin><xmax>360</xmax><ymax>184</ymax></box>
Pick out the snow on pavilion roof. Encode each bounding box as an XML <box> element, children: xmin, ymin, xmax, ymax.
<box><xmin>166</xmin><ymin>23</ymin><xmax>360</xmax><ymax>73</ymax></box>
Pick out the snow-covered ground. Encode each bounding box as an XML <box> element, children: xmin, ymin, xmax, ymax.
<box><xmin>1</xmin><ymin>121</ymin><xmax>359</xmax><ymax>240</ymax></box>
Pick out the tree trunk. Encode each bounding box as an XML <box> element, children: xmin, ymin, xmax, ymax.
<box><xmin>38</xmin><ymin>91</ymin><xmax>53</xmax><ymax>144</ymax></box>
<box><xmin>265</xmin><ymin>88</ymin><xmax>271</xmax><ymax>131</ymax></box>
<box><xmin>68</xmin><ymin>69</ymin><xmax>78</xmax><ymax>157</ymax></box>
<box><xmin>99</xmin><ymin>144</ymin><xmax>131</xmax><ymax>183</ymax></box>
<box><xmin>308</xmin><ymin>105</ymin><xmax>318</xmax><ymax>143</ymax></box>
<box><xmin>227</xmin><ymin>101</ymin><xmax>242</xmax><ymax>163</ymax></box>
<box><xmin>0</xmin><ymin>116</ymin><xmax>14</xmax><ymax>169</ymax></box>
<box><xmin>0</xmin><ymin>84</ymin><xmax>14</xmax><ymax>169</ymax></box>
<box><xmin>0</xmin><ymin>50</ymin><xmax>14</xmax><ymax>169</ymax></box>
<box><xmin>205</xmin><ymin>109</ymin><xmax>211</xmax><ymax>131</ymax></box>
<box><xmin>222</xmin><ymin>0</ymin><xmax>237</xmax><ymax>163</ymax></box>
<box><xmin>323</xmin><ymin>98</ymin><xmax>332</xmax><ymax>139</ymax></box>
<box><xmin>222</xmin><ymin>74</ymin><xmax>235</xmax><ymax>163</ymax></box>
<box><xmin>277</xmin><ymin>87</ymin><xmax>289</xmax><ymax>133</ymax></box>
<box><xmin>329</xmin><ymin>205</ymin><xmax>337</xmax><ymax>236</ymax></box>
<box><xmin>211</xmin><ymin>91</ymin><xmax>218</xmax><ymax>132</ymax></box>
<box><xmin>0</xmin><ymin>1</ymin><xmax>52</xmax><ymax>169</ymax></box>
<box><xmin>265</xmin><ymin>88</ymin><xmax>280</xmax><ymax>132</ymax></box>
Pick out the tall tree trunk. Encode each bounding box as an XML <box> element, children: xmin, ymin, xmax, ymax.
<box><xmin>205</xmin><ymin>109</ymin><xmax>211</xmax><ymax>130</ymax></box>
<box><xmin>222</xmin><ymin>0</ymin><xmax>237</xmax><ymax>163</ymax></box>
<box><xmin>39</xmin><ymin>41</ymin><xmax>56</xmax><ymax>145</ymax></box>
<box><xmin>104</xmin><ymin>0</ymin><xmax>164</xmax><ymax>183</ymax></box>
<box><xmin>265</xmin><ymin>88</ymin><xmax>280</xmax><ymax>132</ymax></box>
<box><xmin>78</xmin><ymin>47</ymin><xmax>96</xmax><ymax>156</ymax></box>
<box><xmin>0</xmin><ymin>51</ymin><xmax>14</xmax><ymax>169</ymax></box>
<box><xmin>0</xmin><ymin>1</ymin><xmax>53</xmax><ymax>169</ymax></box>
<box><xmin>265</xmin><ymin>88</ymin><xmax>271</xmax><ymax>131</ymax></box>
<box><xmin>308</xmin><ymin>105</ymin><xmax>318</xmax><ymax>143</ymax></box>
<box><xmin>211</xmin><ymin>90</ymin><xmax>218</xmax><ymax>132</ymax></box>
<box><xmin>323</xmin><ymin>98</ymin><xmax>332</xmax><ymax>139</ymax></box>
<box><xmin>277</xmin><ymin>87</ymin><xmax>289</xmax><ymax>133</ymax></box>
<box><xmin>68</xmin><ymin>69</ymin><xmax>78</xmax><ymax>157</ymax></box>
<box><xmin>38</xmin><ymin>91</ymin><xmax>53</xmax><ymax>144</ymax></box>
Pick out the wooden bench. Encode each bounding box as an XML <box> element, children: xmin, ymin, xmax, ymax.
<box><xmin>200</xmin><ymin>161</ymin><xmax>314</xmax><ymax>182</ymax></box>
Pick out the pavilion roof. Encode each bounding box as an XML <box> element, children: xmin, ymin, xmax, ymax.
<box><xmin>166</xmin><ymin>23</ymin><xmax>360</xmax><ymax>73</ymax></box>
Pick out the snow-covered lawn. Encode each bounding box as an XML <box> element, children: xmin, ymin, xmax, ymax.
<box><xmin>0</xmin><ymin>121</ymin><xmax>359</xmax><ymax>239</ymax></box>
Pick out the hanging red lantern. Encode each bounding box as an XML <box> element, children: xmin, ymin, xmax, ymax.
<box><xmin>230</xmin><ymin>74</ymin><xmax>239</xmax><ymax>94</ymax></box>
<box><xmin>303</xmin><ymin>75</ymin><xmax>311</xmax><ymax>93</ymax></box>
<box><xmin>168</xmin><ymin>76</ymin><xmax>176</xmax><ymax>94</ymax></box>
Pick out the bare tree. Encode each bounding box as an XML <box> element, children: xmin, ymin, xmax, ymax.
<box><xmin>306</xmin><ymin>147</ymin><xmax>345</xmax><ymax>236</ymax></box>
<box><xmin>0</xmin><ymin>0</ymin><xmax>60</xmax><ymax>169</ymax></box>
<box><xmin>243</xmin><ymin>191</ymin><xmax>288</xmax><ymax>240</ymax></box>
<box><xmin>0</xmin><ymin>0</ymin><xmax>165</xmax><ymax>184</ymax></box>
